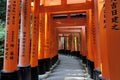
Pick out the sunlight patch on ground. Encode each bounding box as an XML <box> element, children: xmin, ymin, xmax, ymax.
<box><xmin>64</xmin><ymin>77</ymin><xmax>87</xmax><ymax>80</ymax></box>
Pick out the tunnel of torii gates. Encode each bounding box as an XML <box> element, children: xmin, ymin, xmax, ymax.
<box><xmin>0</xmin><ymin>0</ymin><xmax>120</xmax><ymax>80</ymax></box>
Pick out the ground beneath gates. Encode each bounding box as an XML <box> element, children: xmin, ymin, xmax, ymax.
<box><xmin>41</xmin><ymin>54</ymin><xmax>93</xmax><ymax>80</ymax></box>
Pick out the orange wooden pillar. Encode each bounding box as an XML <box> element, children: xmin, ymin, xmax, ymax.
<box><xmin>104</xmin><ymin>0</ymin><xmax>120</xmax><ymax>80</ymax></box>
<box><xmin>44</xmin><ymin>13</ymin><xmax>51</xmax><ymax>72</ymax></box>
<box><xmin>38</xmin><ymin>13</ymin><xmax>46</xmax><ymax>75</ymax></box>
<box><xmin>86</xmin><ymin>10</ymin><xmax>94</xmax><ymax>60</ymax></box>
<box><xmin>71</xmin><ymin>33</ymin><xmax>75</xmax><ymax>52</ymax></box>
<box><xmin>71</xmin><ymin>33</ymin><xmax>76</xmax><ymax>56</ymax></box>
<box><xmin>92</xmin><ymin>0</ymin><xmax>101</xmax><ymax>70</ymax></box>
<box><xmin>75</xmin><ymin>33</ymin><xmax>81</xmax><ymax>57</ymax></box>
<box><xmin>93</xmin><ymin>0</ymin><xmax>109</xmax><ymax>79</ymax></box>
<box><xmin>58</xmin><ymin>34</ymin><xmax>65</xmax><ymax>54</ymax></box>
<box><xmin>0</xmin><ymin>0</ymin><xmax>21</xmax><ymax>80</ymax></box>
<box><xmin>58</xmin><ymin>35</ymin><xmax>63</xmax><ymax>50</ymax></box>
<box><xmin>51</xmin><ymin>24</ymin><xmax>59</xmax><ymax>65</ymax></box>
<box><xmin>86</xmin><ymin>10</ymin><xmax>95</xmax><ymax>78</ymax></box>
<box><xmin>92</xmin><ymin>0</ymin><xmax>107</xmax><ymax>79</ymax></box>
<box><xmin>68</xmin><ymin>33</ymin><xmax>72</xmax><ymax>52</ymax></box>
<box><xmin>18</xmin><ymin>0</ymin><xmax>31</xmax><ymax>80</ymax></box>
<box><xmin>30</xmin><ymin>0</ymin><xmax>40</xmax><ymax>79</ymax></box>
<box><xmin>38</xmin><ymin>13</ymin><xmax>45</xmax><ymax>60</ymax></box>
<box><xmin>81</xmin><ymin>27</ymin><xmax>87</xmax><ymax>57</ymax></box>
<box><xmin>66</xmin><ymin>34</ymin><xmax>71</xmax><ymax>55</ymax></box>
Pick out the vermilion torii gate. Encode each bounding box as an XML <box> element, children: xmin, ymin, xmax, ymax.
<box><xmin>1</xmin><ymin>0</ymin><xmax>120</xmax><ymax>80</ymax></box>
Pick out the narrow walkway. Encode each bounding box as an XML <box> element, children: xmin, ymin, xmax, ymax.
<box><xmin>43</xmin><ymin>55</ymin><xmax>92</xmax><ymax>80</ymax></box>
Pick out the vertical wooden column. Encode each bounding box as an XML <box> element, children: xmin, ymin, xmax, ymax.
<box><xmin>38</xmin><ymin>13</ymin><xmax>45</xmax><ymax>60</ymax></box>
<box><xmin>86</xmin><ymin>10</ymin><xmax>95</xmax><ymax>78</ymax></box>
<box><xmin>38</xmin><ymin>12</ymin><xmax>46</xmax><ymax>75</ymax></box>
<box><xmin>52</xmin><ymin>25</ymin><xmax>59</xmax><ymax>65</ymax></box>
<box><xmin>94</xmin><ymin>0</ymin><xmax>109</xmax><ymax>79</ymax></box>
<box><xmin>64</xmin><ymin>35</ymin><xmax>66</xmax><ymax>51</ymax></box>
<box><xmin>58</xmin><ymin>36</ymin><xmax>62</xmax><ymax>50</ymax></box>
<box><xmin>68</xmin><ymin>33</ymin><xmax>72</xmax><ymax>52</ymax></box>
<box><xmin>44</xmin><ymin>13</ymin><xmax>51</xmax><ymax>72</ymax></box>
<box><xmin>18</xmin><ymin>0</ymin><xmax>31</xmax><ymax>80</ymax></box>
<box><xmin>75</xmin><ymin>33</ymin><xmax>80</xmax><ymax>57</ymax></box>
<box><xmin>71</xmin><ymin>33</ymin><xmax>75</xmax><ymax>52</ymax></box>
<box><xmin>92</xmin><ymin>1</ymin><xmax>106</xmax><ymax>80</ymax></box>
<box><xmin>86</xmin><ymin>10</ymin><xmax>94</xmax><ymax>61</ymax></box>
<box><xmin>77</xmin><ymin>33</ymin><xmax>81</xmax><ymax>51</ymax></box>
<box><xmin>1</xmin><ymin>0</ymin><xmax>21</xmax><ymax>80</ymax></box>
<box><xmin>74</xmin><ymin>34</ymin><xmax>77</xmax><ymax>51</ymax></box>
<box><xmin>71</xmin><ymin>33</ymin><xmax>76</xmax><ymax>56</ymax></box>
<box><xmin>105</xmin><ymin>0</ymin><xmax>120</xmax><ymax>80</ymax></box>
<box><xmin>30</xmin><ymin>0</ymin><xmax>40</xmax><ymax>79</ymax></box>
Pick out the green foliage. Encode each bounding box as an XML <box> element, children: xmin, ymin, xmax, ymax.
<box><xmin>0</xmin><ymin>0</ymin><xmax>6</xmax><ymax>21</ymax></box>
<box><xmin>0</xmin><ymin>20</ymin><xmax>5</xmax><ymax>54</ymax></box>
<box><xmin>0</xmin><ymin>0</ymin><xmax>6</xmax><ymax>54</ymax></box>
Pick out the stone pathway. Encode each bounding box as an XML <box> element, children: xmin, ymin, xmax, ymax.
<box><xmin>42</xmin><ymin>55</ymin><xmax>93</xmax><ymax>80</ymax></box>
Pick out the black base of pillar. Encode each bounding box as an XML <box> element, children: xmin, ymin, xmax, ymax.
<box><xmin>18</xmin><ymin>65</ymin><xmax>31</xmax><ymax>80</ymax></box>
<box><xmin>70</xmin><ymin>51</ymin><xmax>80</xmax><ymax>57</ymax></box>
<box><xmin>31</xmin><ymin>66</ymin><xmax>38</xmax><ymax>80</ymax></box>
<box><xmin>44</xmin><ymin>58</ymin><xmax>51</xmax><ymax>72</ymax></box>
<box><xmin>0</xmin><ymin>57</ymin><xmax>3</xmax><ymax>70</ymax></box>
<box><xmin>82</xmin><ymin>56</ymin><xmax>87</xmax><ymax>64</ymax></box>
<box><xmin>87</xmin><ymin>59</ymin><xmax>94</xmax><ymax>79</ymax></box>
<box><xmin>71</xmin><ymin>51</ymin><xmax>75</xmax><ymax>56</ymax></box>
<box><xmin>64</xmin><ymin>50</ymin><xmax>71</xmax><ymax>55</ymax></box>
<box><xmin>58</xmin><ymin>49</ymin><xmax>65</xmax><ymax>54</ymax></box>
<box><xmin>52</xmin><ymin>54</ymin><xmax>58</xmax><ymax>65</ymax></box>
<box><xmin>93</xmin><ymin>68</ymin><xmax>101</xmax><ymax>80</ymax></box>
<box><xmin>0</xmin><ymin>70</ymin><xmax>21</xmax><ymax>80</ymax></box>
<box><xmin>76</xmin><ymin>51</ymin><xmax>80</xmax><ymax>57</ymax></box>
<box><xmin>38</xmin><ymin>58</ymin><xmax>51</xmax><ymax>74</ymax></box>
<box><xmin>99</xmin><ymin>77</ymin><xmax>106</xmax><ymax>80</ymax></box>
<box><xmin>38</xmin><ymin>59</ymin><xmax>45</xmax><ymax>75</ymax></box>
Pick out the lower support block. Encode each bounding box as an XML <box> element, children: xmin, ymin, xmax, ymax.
<box><xmin>38</xmin><ymin>59</ymin><xmax>45</xmax><ymax>75</ymax></box>
<box><xmin>87</xmin><ymin>59</ymin><xmax>94</xmax><ymax>79</ymax></box>
<box><xmin>82</xmin><ymin>56</ymin><xmax>87</xmax><ymax>64</ymax></box>
<box><xmin>18</xmin><ymin>65</ymin><xmax>31</xmax><ymax>80</ymax></box>
<box><xmin>0</xmin><ymin>70</ymin><xmax>21</xmax><ymax>80</ymax></box>
<box><xmin>93</xmin><ymin>68</ymin><xmax>101</xmax><ymax>80</ymax></box>
<box><xmin>31</xmin><ymin>66</ymin><xmax>39</xmax><ymax>80</ymax></box>
<box><xmin>44</xmin><ymin>58</ymin><xmax>51</xmax><ymax>72</ymax></box>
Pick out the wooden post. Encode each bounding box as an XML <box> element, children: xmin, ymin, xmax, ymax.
<box><xmin>93</xmin><ymin>0</ymin><xmax>109</xmax><ymax>79</ymax></box>
<box><xmin>18</xmin><ymin>0</ymin><xmax>31</xmax><ymax>79</ymax></box>
<box><xmin>30</xmin><ymin>0</ymin><xmax>40</xmax><ymax>79</ymax></box>
<box><xmin>38</xmin><ymin>13</ymin><xmax>46</xmax><ymax>75</ymax></box>
<box><xmin>44</xmin><ymin>13</ymin><xmax>51</xmax><ymax>72</ymax></box>
<box><xmin>38</xmin><ymin>13</ymin><xmax>45</xmax><ymax>60</ymax></box>
<box><xmin>1</xmin><ymin>0</ymin><xmax>21</xmax><ymax>80</ymax></box>
<box><xmin>104</xmin><ymin>0</ymin><xmax>120</xmax><ymax>80</ymax></box>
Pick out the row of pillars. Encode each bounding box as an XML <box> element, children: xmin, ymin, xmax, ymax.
<box><xmin>58</xmin><ymin>33</ymin><xmax>80</xmax><ymax>52</ymax></box>
<box><xmin>84</xmin><ymin>0</ymin><xmax>120</xmax><ymax>80</ymax></box>
<box><xmin>0</xmin><ymin>0</ymin><xmax>59</xmax><ymax>80</ymax></box>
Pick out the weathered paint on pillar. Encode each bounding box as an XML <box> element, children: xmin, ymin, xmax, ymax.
<box><xmin>3</xmin><ymin>0</ymin><xmax>20</xmax><ymax>72</ymax></box>
<box><xmin>94</xmin><ymin>0</ymin><xmax>109</xmax><ymax>78</ymax></box>
<box><xmin>38</xmin><ymin>13</ymin><xmax>45</xmax><ymax>59</ymax></box>
<box><xmin>30</xmin><ymin>0</ymin><xmax>40</xmax><ymax>67</ymax></box>
<box><xmin>71</xmin><ymin>33</ymin><xmax>75</xmax><ymax>51</ymax></box>
<box><xmin>18</xmin><ymin>0</ymin><xmax>31</xmax><ymax>67</ymax></box>
<box><xmin>105</xmin><ymin>0</ymin><xmax>120</xmax><ymax>80</ymax></box>
<box><xmin>86</xmin><ymin>10</ymin><xmax>94</xmax><ymax>61</ymax></box>
<box><xmin>74</xmin><ymin>33</ymin><xmax>78</xmax><ymax>51</ymax></box>
<box><xmin>58</xmin><ymin>36</ymin><xmax>63</xmax><ymax>50</ymax></box>
<box><xmin>44</xmin><ymin>13</ymin><xmax>50</xmax><ymax>58</ymax></box>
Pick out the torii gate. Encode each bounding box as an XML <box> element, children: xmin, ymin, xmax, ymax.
<box><xmin>1</xmin><ymin>0</ymin><xmax>120</xmax><ymax>80</ymax></box>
